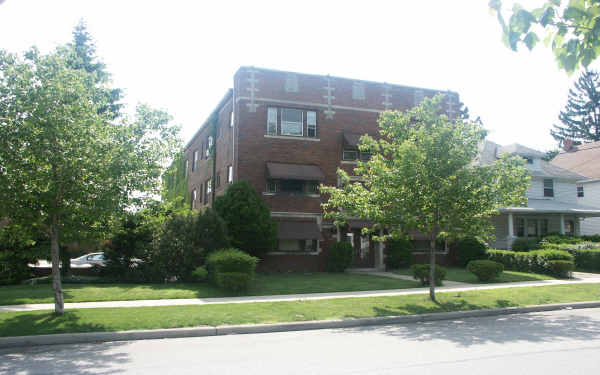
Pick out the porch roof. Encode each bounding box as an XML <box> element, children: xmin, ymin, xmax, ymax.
<box><xmin>500</xmin><ymin>199</ymin><xmax>600</xmax><ymax>217</ymax></box>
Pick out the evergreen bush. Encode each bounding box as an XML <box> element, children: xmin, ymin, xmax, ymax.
<box><xmin>384</xmin><ymin>237</ymin><xmax>413</xmax><ymax>270</ymax></box>
<box><xmin>466</xmin><ymin>260</ymin><xmax>504</xmax><ymax>282</ymax></box>
<box><xmin>457</xmin><ymin>236</ymin><xmax>487</xmax><ymax>266</ymax></box>
<box><xmin>327</xmin><ymin>241</ymin><xmax>354</xmax><ymax>272</ymax></box>
<box><xmin>410</xmin><ymin>264</ymin><xmax>447</xmax><ymax>286</ymax></box>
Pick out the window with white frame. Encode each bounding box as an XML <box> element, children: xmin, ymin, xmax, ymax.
<box><xmin>192</xmin><ymin>150</ymin><xmax>199</xmax><ymax>172</ymax></box>
<box><xmin>267</xmin><ymin>107</ymin><xmax>277</xmax><ymax>135</ymax></box>
<box><xmin>227</xmin><ymin>165</ymin><xmax>233</xmax><ymax>184</ymax></box>
<box><xmin>230</xmin><ymin>110</ymin><xmax>234</xmax><ymax>127</ymax></box>
<box><xmin>191</xmin><ymin>189</ymin><xmax>197</xmax><ymax>208</ymax></box>
<box><xmin>352</xmin><ymin>82</ymin><xmax>365</xmax><ymax>100</ymax></box>
<box><xmin>184</xmin><ymin>160</ymin><xmax>189</xmax><ymax>177</ymax></box>
<box><xmin>206</xmin><ymin>136</ymin><xmax>213</xmax><ymax>158</ymax></box>
<box><xmin>307</xmin><ymin>111</ymin><xmax>317</xmax><ymax>138</ymax></box>
<box><xmin>543</xmin><ymin>179</ymin><xmax>554</xmax><ymax>197</ymax></box>
<box><xmin>281</xmin><ymin>108</ymin><xmax>303</xmax><ymax>136</ymax></box>
<box><xmin>577</xmin><ymin>186</ymin><xmax>584</xmax><ymax>197</ymax></box>
<box><xmin>343</xmin><ymin>149</ymin><xmax>358</xmax><ymax>161</ymax></box>
<box><xmin>207</xmin><ymin>178</ymin><xmax>212</xmax><ymax>194</ymax></box>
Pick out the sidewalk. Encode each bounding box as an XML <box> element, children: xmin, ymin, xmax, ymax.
<box><xmin>2</xmin><ymin>272</ymin><xmax>600</xmax><ymax>313</ymax></box>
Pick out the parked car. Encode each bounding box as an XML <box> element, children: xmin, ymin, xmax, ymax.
<box><xmin>71</xmin><ymin>252</ymin><xmax>105</xmax><ymax>267</ymax></box>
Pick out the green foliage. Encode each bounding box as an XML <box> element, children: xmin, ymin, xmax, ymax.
<box><xmin>467</xmin><ymin>260</ymin><xmax>504</xmax><ymax>282</ymax></box>
<box><xmin>457</xmin><ymin>236</ymin><xmax>488</xmax><ymax>266</ymax></box>
<box><xmin>487</xmin><ymin>248</ymin><xmax>573</xmax><ymax>275</ymax></box>
<box><xmin>214</xmin><ymin>181</ymin><xmax>277</xmax><ymax>258</ymax></box>
<box><xmin>490</xmin><ymin>0</ymin><xmax>600</xmax><ymax>73</ymax></box>
<box><xmin>567</xmin><ymin>249</ymin><xmax>600</xmax><ymax>270</ymax></box>
<box><xmin>411</xmin><ymin>264</ymin><xmax>447</xmax><ymax>286</ymax></box>
<box><xmin>384</xmin><ymin>237</ymin><xmax>414</xmax><ymax>270</ymax></box>
<box><xmin>191</xmin><ymin>266</ymin><xmax>209</xmax><ymax>282</ymax></box>
<box><xmin>551</xmin><ymin>70</ymin><xmax>600</xmax><ymax>145</ymax></box>
<box><xmin>161</xmin><ymin>150</ymin><xmax>190</xmax><ymax>208</ymax></box>
<box><xmin>0</xmin><ymin>224</ymin><xmax>45</xmax><ymax>285</ymax></box>
<box><xmin>542</xmin><ymin>234</ymin><xmax>585</xmax><ymax>244</ymax></box>
<box><xmin>582</xmin><ymin>234</ymin><xmax>600</xmax><ymax>242</ymax></box>
<box><xmin>511</xmin><ymin>238</ymin><xmax>540</xmax><ymax>252</ymax></box>
<box><xmin>548</xmin><ymin>260</ymin><xmax>575</xmax><ymax>278</ymax></box>
<box><xmin>206</xmin><ymin>248</ymin><xmax>259</xmax><ymax>291</ymax></box>
<box><xmin>542</xmin><ymin>149</ymin><xmax>560</xmax><ymax>161</ymax></box>
<box><xmin>327</xmin><ymin>241</ymin><xmax>354</xmax><ymax>272</ymax></box>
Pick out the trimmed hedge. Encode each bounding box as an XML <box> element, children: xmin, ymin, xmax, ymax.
<box><xmin>327</xmin><ymin>241</ymin><xmax>354</xmax><ymax>272</ymax></box>
<box><xmin>191</xmin><ymin>266</ymin><xmax>208</xmax><ymax>282</ymax></box>
<box><xmin>384</xmin><ymin>237</ymin><xmax>413</xmax><ymax>270</ymax></box>
<box><xmin>511</xmin><ymin>238</ymin><xmax>539</xmax><ymax>252</ymax></box>
<box><xmin>457</xmin><ymin>236</ymin><xmax>487</xmax><ymax>266</ymax></box>
<box><xmin>206</xmin><ymin>248</ymin><xmax>259</xmax><ymax>291</ymax></box>
<box><xmin>548</xmin><ymin>260</ymin><xmax>574</xmax><ymax>278</ymax></box>
<box><xmin>411</xmin><ymin>264</ymin><xmax>447</xmax><ymax>286</ymax></box>
<box><xmin>581</xmin><ymin>234</ymin><xmax>600</xmax><ymax>242</ymax></box>
<box><xmin>567</xmin><ymin>249</ymin><xmax>600</xmax><ymax>271</ymax></box>
<box><xmin>487</xmin><ymin>249</ymin><xmax>573</xmax><ymax>276</ymax></box>
<box><xmin>467</xmin><ymin>260</ymin><xmax>504</xmax><ymax>282</ymax></box>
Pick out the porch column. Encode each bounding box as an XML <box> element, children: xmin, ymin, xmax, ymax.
<box><xmin>507</xmin><ymin>213</ymin><xmax>516</xmax><ymax>250</ymax></box>
<box><xmin>376</xmin><ymin>229</ymin><xmax>385</xmax><ymax>271</ymax></box>
<box><xmin>560</xmin><ymin>214</ymin><xmax>566</xmax><ymax>235</ymax></box>
<box><xmin>575</xmin><ymin>218</ymin><xmax>581</xmax><ymax>236</ymax></box>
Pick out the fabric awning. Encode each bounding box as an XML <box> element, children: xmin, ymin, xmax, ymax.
<box><xmin>266</xmin><ymin>162</ymin><xmax>325</xmax><ymax>181</ymax></box>
<box><xmin>277</xmin><ymin>220</ymin><xmax>323</xmax><ymax>240</ymax></box>
<box><xmin>343</xmin><ymin>133</ymin><xmax>362</xmax><ymax>148</ymax></box>
<box><xmin>348</xmin><ymin>219</ymin><xmax>373</xmax><ymax>229</ymax></box>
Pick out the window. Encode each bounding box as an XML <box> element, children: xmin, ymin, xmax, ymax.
<box><xmin>516</xmin><ymin>218</ymin><xmax>525</xmax><ymax>237</ymax></box>
<box><xmin>206</xmin><ymin>137</ymin><xmax>213</xmax><ymax>158</ymax></box>
<box><xmin>281</xmin><ymin>108</ymin><xmax>303</xmax><ymax>136</ymax></box>
<box><xmin>543</xmin><ymin>179</ymin><xmax>554</xmax><ymax>197</ymax></box>
<box><xmin>266</xmin><ymin>180</ymin><xmax>277</xmax><ymax>193</ymax></box>
<box><xmin>216</xmin><ymin>173</ymin><xmax>221</xmax><ymax>188</ymax></box>
<box><xmin>541</xmin><ymin>219</ymin><xmax>549</xmax><ymax>236</ymax></box>
<box><xmin>203</xmin><ymin>182</ymin><xmax>208</xmax><ymax>204</ymax></box>
<box><xmin>230</xmin><ymin>110</ymin><xmax>234</xmax><ymax>127</ymax></box>
<box><xmin>199</xmin><ymin>183</ymin><xmax>204</xmax><ymax>205</ymax></box>
<box><xmin>359</xmin><ymin>151</ymin><xmax>371</xmax><ymax>162</ymax></box>
<box><xmin>352</xmin><ymin>82</ymin><xmax>365</xmax><ymax>100</ymax></box>
<box><xmin>278</xmin><ymin>239</ymin><xmax>317</xmax><ymax>252</ymax></box>
<box><xmin>524</xmin><ymin>156</ymin><xmax>533</xmax><ymax>164</ymax></box>
<box><xmin>192</xmin><ymin>150</ymin><xmax>198</xmax><ymax>172</ymax></box>
<box><xmin>184</xmin><ymin>160</ymin><xmax>189</xmax><ymax>177</ymax></box>
<box><xmin>566</xmin><ymin>220</ymin><xmax>575</xmax><ymax>236</ymax></box>
<box><xmin>227</xmin><ymin>165</ymin><xmax>233</xmax><ymax>184</ymax></box>
<box><xmin>279</xmin><ymin>179</ymin><xmax>304</xmax><ymax>193</ymax></box>
<box><xmin>527</xmin><ymin>219</ymin><xmax>538</xmax><ymax>237</ymax></box>
<box><xmin>308</xmin><ymin>181</ymin><xmax>319</xmax><ymax>194</ymax></box>
<box><xmin>191</xmin><ymin>189</ymin><xmax>197</xmax><ymax>208</ymax></box>
<box><xmin>577</xmin><ymin>186</ymin><xmax>584</xmax><ymax>198</ymax></box>
<box><xmin>267</xmin><ymin>107</ymin><xmax>277</xmax><ymax>135</ymax></box>
<box><xmin>307</xmin><ymin>111</ymin><xmax>317</xmax><ymax>138</ymax></box>
<box><xmin>360</xmin><ymin>235</ymin><xmax>369</xmax><ymax>251</ymax></box>
<box><xmin>343</xmin><ymin>150</ymin><xmax>358</xmax><ymax>161</ymax></box>
<box><xmin>207</xmin><ymin>178</ymin><xmax>212</xmax><ymax>194</ymax></box>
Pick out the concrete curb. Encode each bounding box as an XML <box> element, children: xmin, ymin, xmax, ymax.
<box><xmin>2</xmin><ymin>300</ymin><xmax>600</xmax><ymax>349</ymax></box>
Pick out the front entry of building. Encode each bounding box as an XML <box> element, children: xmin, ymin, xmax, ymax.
<box><xmin>346</xmin><ymin>229</ymin><xmax>375</xmax><ymax>268</ymax></box>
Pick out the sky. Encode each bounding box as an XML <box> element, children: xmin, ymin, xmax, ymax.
<box><xmin>0</xmin><ymin>0</ymin><xmax>594</xmax><ymax>152</ymax></box>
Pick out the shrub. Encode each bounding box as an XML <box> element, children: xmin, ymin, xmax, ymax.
<box><xmin>581</xmin><ymin>234</ymin><xmax>600</xmax><ymax>242</ymax></box>
<box><xmin>487</xmin><ymin>249</ymin><xmax>573</xmax><ymax>275</ymax></box>
<box><xmin>511</xmin><ymin>238</ymin><xmax>539</xmax><ymax>252</ymax></box>
<box><xmin>327</xmin><ymin>241</ymin><xmax>354</xmax><ymax>272</ymax></box>
<box><xmin>0</xmin><ymin>224</ymin><xmax>46</xmax><ymax>285</ymax></box>
<box><xmin>411</xmin><ymin>264</ymin><xmax>447</xmax><ymax>286</ymax></box>
<box><xmin>467</xmin><ymin>260</ymin><xmax>504</xmax><ymax>282</ymax></box>
<box><xmin>548</xmin><ymin>260</ymin><xmax>574</xmax><ymax>278</ymax></box>
<box><xmin>457</xmin><ymin>236</ymin><xmax>487</xmax><ymax>266</ymax></box>
<box><xmin>214</xmin><ymin>181</ymin><xmax>277</xmax><ymax>258</ymax></box>
<box><xmin>191</xmin><ymin>266</ymin><xmax>208</xmax><ymax>282</ymax></box>
<box><xmin>384</xmin><ymin>237</ymin><xmax>413</xmax><ymax>270</ymax></box>
<box><xmin>567</xmin><ymin>249</ymin><xmax>600</xmax><ymax>271</ymax></box>
<box><xmin>542</xmin><ymin>234</ymin><xmax>585</xmax><ymax>245</ymax></box>
<box><xmin>206</xmin><ymin>248</ymin><xmax>259</xmax><ymax>291</ymax></box>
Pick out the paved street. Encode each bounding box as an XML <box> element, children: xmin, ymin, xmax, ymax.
<box><xmin>1</xmin><ymin>308</ymin><xmax>599</xmax><ymax>374</ymax></box>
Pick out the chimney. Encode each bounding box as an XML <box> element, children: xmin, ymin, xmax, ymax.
<box><xmin>563</xmin><ymin>138</ymin><xmax>575</xmax><ymax>152</ymax></box>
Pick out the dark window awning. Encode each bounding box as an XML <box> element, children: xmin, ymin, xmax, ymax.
<box><xmin>266</xmin><ymin>162</ymin><xmax>325</xmax><ymax>181</ymax></box>
<box><xmin>278</xmin><ymin>220</ymin><xmax>323</xmax><ymax>241</ymax></box>
<box><xmin>348</xmin><ymin>219</ymin><xmax>373</xmax><ymax>229</ymax></box>
<box><xmin>343</xmin><ymin>133</ymin><xmax>362</xmax><ymax>149</ymax></box>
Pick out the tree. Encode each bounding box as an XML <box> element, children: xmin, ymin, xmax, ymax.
<box><xmin>321</xmin><ymin>95</ymin><xmax>529</xmax><ymax>301</ymax></box>
<box><xmin>214</xmin><ymin>181</ymin><xmax>277</xmax><ymax>258</ymax></box>
<box><xmin>489</xmin><ymin>0</ymin><xmax>600</xmax><ymax>73</ymax></box>
<box><xmin>551</xmin><ymin>70</ymin><xmax>600</xmax><ymax>145</ymax></box>
<box><xmin>161</xmin><ymin>150</ymin><xmax>190</xmax><ymax>208</ymax></box>
<box><xmin>0</xmin><ymin>47</ymin><xmax>180</xmax><ymax>314</ymax></box>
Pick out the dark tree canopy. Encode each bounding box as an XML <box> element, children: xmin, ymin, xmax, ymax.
<box><xmin>551</xmin><ymin>70</ymin><xmax>600</xmax><ymax>146</ymax></box>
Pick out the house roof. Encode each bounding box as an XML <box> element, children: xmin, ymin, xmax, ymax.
<box><xmin>551</xmin><ymin>140</ymin><xmax>600</xmax><ymax>179</ymax></box>
<box><xmin>497</xmin><ymin>143</ymin><xmax>546</xmax><ymax>158</ymax></box>
<box><xmin>529</xmin><ymin>160</ymin><xmax>586</xmax><ymax>180</ymax></box>
<box><xmin>500</xmin><ymin>199</ymin><xmax>600</xmax><ymax>216</ymax></box>
<box><xmin>266</xmin><ymin>162</ymin><xmax>325</xmax><ymax>181</ymax></box>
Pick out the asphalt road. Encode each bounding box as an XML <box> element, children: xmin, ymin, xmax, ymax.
<box><xmin>1</xmin><ymin>308</ymin><xmax>600</xmax><ymax>375</ymax></box>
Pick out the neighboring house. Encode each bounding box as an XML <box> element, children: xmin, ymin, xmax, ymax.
<box><xmin>183</xmin><ymin>66</ymin><xmax>459</xmax><ymax>271</ymax></box>
<box><xmin>482</xmin><ymin>142</ymin><xmax>600</xmax><ymax>249</ymax></box>
<box><xmin>552</xmin><ymin>140</ymin><xmax>600</xmax><ymax>235</ymax></box>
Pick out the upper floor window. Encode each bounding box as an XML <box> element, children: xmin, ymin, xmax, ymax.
<box><xmin>524</xmin><ymin>156</ymin><xmax>533</xmax><ymax>164</ymax></box>
<box><xmin>227</xmin><ymin>165</ymin><xmax>233</xmax><ymax>184</ymax></box>
<box><xmin>285</xmin><ymin>74</ymin><xmax>298</xmax><ymax>92</ymax></box>
<box><xmin>266</xmin><ymin>107</ymin><xmax>317</xmax><ymax>138</ymax></box>
<box><xmin>230</xmin><ymin>110</ymin><xmax>234</xmax><ymax>128</ymax></box>
<box><xmin>192</xmin><ymin>150</ymin><xmax>199</xmax><ymax>172</ymax></box>
<box><xmin>577</xmin><ymin>186</ymin><xmax>584</xmax><ymax>197</ymax></box>
<box><xmin>266</xmin><ymin>179</ymin><xmax>319</xmax><ymax>195</ymax></box>
<box><xmin>206</xmin><ymin>136</ymin><xmax>213</xmax><ymax>158</ymax></box>
<box><xmin>352</xmin><ymin>82</ymin><xmax>365</xmax><ymax>100</ymax></box>
<box><xmin>281</xmin><ymin>108</ymin><xmax>303</xmax><ymax>136</ymax></box>
<box><xmin>543</xmin><ymin>179</ymin><xmax>554</xmax><ymax>197</ymax></box>
<box><xmin>343</xmin><ymin>150</ymin><xmax>358</xmax><ymax>161</ymax></box>
<box><xmin>207</xmin><ymin>178</ymin><xmax>212</xmax><ymax>194</ymax></box>
<box><xmin>216</xmin><ymin>172</ymin><xmax>221</xmax><ymax>188</ymax></box>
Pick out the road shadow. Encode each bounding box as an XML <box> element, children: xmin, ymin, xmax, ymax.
<box><xmin>339</xmin><ymin>308</ymin><xmax>600</xmax><ymax>347</ymax></box>
<box><xmin>0</xmin><ymin>341</ymin><xmax>130</xmax><ymax>374</ymax></box>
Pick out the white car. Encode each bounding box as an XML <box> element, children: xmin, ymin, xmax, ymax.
<box><xmin>71</xmin><ymin>252</ymin><xmax>106</xmax><ymax>267</ymax></box>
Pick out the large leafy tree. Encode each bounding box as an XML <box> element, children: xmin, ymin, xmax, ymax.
<box><xmin>551</xmin><ymin>69</ymin><xmax>600</xmax><ymax>145</ymax></box>
<box><xmin>321</xmin><ymin>95</ymin><xmax>529</xmax><ymax>301</ymax></box>
<box><xmin>489</xmin><ymin>0</ymin><xmax>600</xmax><ymax>73</ymax></box>
<box><xmin>0</xmin><ymin>47</ymin><xmax>180</xmax><ymax>314</ymax></box>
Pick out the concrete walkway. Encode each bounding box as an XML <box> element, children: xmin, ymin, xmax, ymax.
<box><xmin>2</xmin><ymin>272</ymin><xmax>600</xmax><ymax>313</ymax></box>
<box><xmin>348</xmin><ymin>269</ymin><xmax>470</xmax><ymax>287</ymax></box>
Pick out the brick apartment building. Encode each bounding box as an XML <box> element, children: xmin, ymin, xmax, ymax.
<box><xmin>183</xmin><ymin>67</ymin><xmax>459</xmax><ymax>271</ymax></box>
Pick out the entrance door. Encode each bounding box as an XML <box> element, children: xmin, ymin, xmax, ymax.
<box><xmin>348</xmin><ymin>229</ymin><xmax>375</xmax><ymax>268</ymax></box>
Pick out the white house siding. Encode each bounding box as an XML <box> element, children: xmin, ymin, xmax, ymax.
<box><xmin>578</xmin><ymin>181</ymin><xmax>600</xmax><ymax>235</ymax></box>
<box><xmin>528</xmin><ymin>177</ymin><xmax>578</xmax><ymax>204</ymax></box>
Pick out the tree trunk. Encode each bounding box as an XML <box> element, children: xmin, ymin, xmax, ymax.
<box><xmin>50</xmin><ymin>215</ymin><xmax>64</xmax><ymax>314</ymax></box>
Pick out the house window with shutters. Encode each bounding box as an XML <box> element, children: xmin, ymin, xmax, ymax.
<box><xmin>544</xmin><ymin>179</ymin><xmax>554</xmax><ymax>197</ymax></box>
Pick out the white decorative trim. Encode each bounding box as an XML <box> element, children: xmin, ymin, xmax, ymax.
<box><xmin>341</xmin><ymin>160</ymin><xmax>358</xmax><ymax>165</ymax></box>
<box><xmin>382</xmin><ymin>84</ymin><xmax>392</xmax><ymax>110</ymax></box>
<box><xmin>262</xmin><ymin>192</ymin><xmax>320</xmax><ymax>198</ymax></box>
<box><xmin>323</xmin><ymin>75</ymin><xmax>336</xmax><ymax>119</ymax></box>
<box><xmin>246</xmin><ymin>68</ymin><xmax>260</xmax><ymax>112</ymax></box>
<box><xmin>264</xmin><ymin>135</ymin><xmax>320</xmax><ymax>142</ymax></box>
<box><xmin>271</xmin><ymin>211</ymin><xmax>322</xmax><ymax>219</ymax></box>
<box><xmin>238</xmin><ymin>96</ymin><xmax>382</xmax><ymax>114</ymax></box>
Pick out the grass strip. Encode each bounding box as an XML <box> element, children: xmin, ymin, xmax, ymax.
<box><xmin>0</xmin><ymin>273</ymin><xmax>420</xmax><ymax>306</ymax></box>
<box><xmin>394</xmin><ymin>268</ymin><xmax>554</xmax><ymax>284</ymax></box>
<box><xmin>1</xmin><ymin>283</ymin><xmax>599</xmax><ymax>337</ymax></box>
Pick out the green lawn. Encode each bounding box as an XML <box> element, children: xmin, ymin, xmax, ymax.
<box><xmin>0</xmin><ymin>273</ymin><xmax>420</xmax><ymax>306</ymax></box>
<box><xmin>394</xmin><ymin>267</ymin><xmax>555</xmax><ymax>284</ymax></box>
<box><xmin>1</xmin><ymin>283</ymin><xmax>599</xmax><ymax>337</ymax></box>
